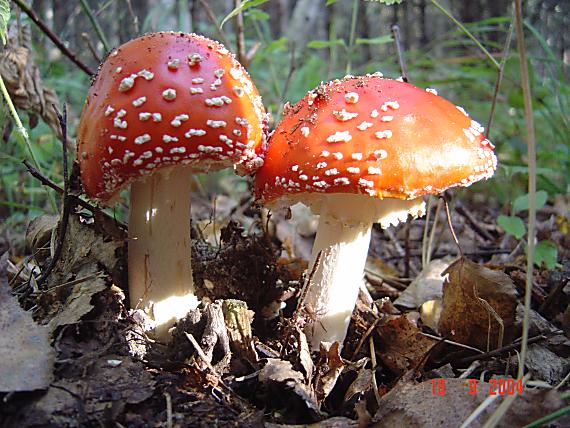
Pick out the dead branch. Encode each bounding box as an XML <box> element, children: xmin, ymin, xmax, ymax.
<box><xmin>11</xmin><ymin>0</ymin><xmax>94</xmax><ymax>76</ymax></box>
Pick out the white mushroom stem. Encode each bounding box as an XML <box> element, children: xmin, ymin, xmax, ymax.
<box><xmin>304</xmin><ymin>219</ymin><xmax>371</xmax><ymax>349</ymax></box>
<box><xmin>128</xmin><ymin>166</ymin><xmax>199</xmax><ymax>337</ymax></box>
<box><xmin>301</xmin><ymin>194</ymin><xmax>426</xmax><ymax>349</ymax></box>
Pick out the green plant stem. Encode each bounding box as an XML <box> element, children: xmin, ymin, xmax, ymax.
<box><xmin>0</xmin><ymin>74</ymin><xmax>56</xmax><ymax>211</ymax></box>
<box><xmin>523</xmin><ymin>405</ymin><xmax>570</xmax><ymax>428</ymax></box>
<box><xmin>486</xmin><ymin>13</ymin><xmax>515</xmax><ymax>137</ymax></box>
<box><xmin>79</xmin><ymin>0</ymin><xmax>110</xmax><ymax>53</ymax></box>
<box><xmin>514</xmin><ymin>0</ymin><xmax>536</xmax><ymax>381</ymax></box>
<box><xmin>430</xmin><ymin>0</ymin><xmax>500</xmax><ymax>70</ymax></box>
<box><xmin>345</xmin><ymin>0</ymin><xmax>359</xmax><ymax>74</ymax></box>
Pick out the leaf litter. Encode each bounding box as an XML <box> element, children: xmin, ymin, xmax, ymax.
<box><xmin>0</xmin><ymin>190</ymin><xmax>569</xmax><ymax>427</ymax></box>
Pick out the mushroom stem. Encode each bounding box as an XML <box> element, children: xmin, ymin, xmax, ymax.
<box><xmin>300</xmin><ymin>195</ymin><xmax>426</xmax><ymax>349</ymax></box>
<box><xmin>304</xmin><ymin>218</ymin><xmax>372</xmax><ymax>349</ymax></box>
<box><xmin>128</xmin><ymin>166</ymin><xmax>198</xmax><ymax>336</ymax></box>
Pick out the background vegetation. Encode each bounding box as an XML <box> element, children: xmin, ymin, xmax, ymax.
<box><xmin>1</xmin><ymin>1</ymin><xmax>568</xmax><ymax>240</ymax></box>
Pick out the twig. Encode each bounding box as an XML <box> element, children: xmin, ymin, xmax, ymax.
<box><xmin>539</xmin><ymin>276</ymin><xmax>569</xmax><ymax>314</ymax></box>
<box><xmin>369</xmin><ymin>338</ymin><xmax>382</xmax><ymax>407</ymax></box>
<box><xmin>124</xmin><ymin>0</ymin><xmax>140</xmax><ymax>35</ymax></box>
<box><xmin>22</xmin><ymin>159</ymin><xmax>118</xmax><ymax>224</ymax></box>
<box><xmin>277</xmin><ymin>44</ymin><xmax>297</xmax><ymax>117</ymax></box>
<box><xmin>486</xmin><ymin>13</ymin><xmax>515</xmax><ymax>138</ymax></box>
<box><xmin>420</xmin><ymin>332</ymin><xmax>484</xmax><ymax>354</ymax></box>
<box><xmin>281</xmin><ymin>251</ymin><xmax>324</xmax><ymax>354</ymax></box>
<box><xmin>350</xmin><ymin>316</ymin><xmax>381</xmax><ymax>360</ymax></box>
<box><xmin>36</xmin><ymin>105</ymin><xmax>71</xmax><ymax>286</ymax></box>
<box><xmin>514</xmin><ymin>0</ymin><xmax>537</xmax><ymax>381</ymax></box>
<box><xmin>197</xmin><ymin>0</ymin><xmax>232</xmax><ymax>49</ymax></box>
<box><xmin>391</xmin><ymin>24</ymin><xmax>408</xmax><ymax>82</ymax></box>
<box><xmin>233</xmin><ymin>0</ymin><xmax>247</xmax><ymax>67</ymax></box>
<box><xmin>185</xmin><ymin>332</ymin><xmax>218</xmax><ymax>373</ymax></box>
<box><xmin>455</xmin><ymin>202</ymin><xmax>495</xmax><ymax>242</ymax></box>
<box><xmin>430</xmin><ymin>0</ymin><xmax>500</xmax><ymax>70</ymax></box>
<box><xmin>426</xmin><ymin>198</ymin><xmax>443</xmax><ymax>265</ymax></box>
<box><xmin>11</xmin><ymin>0</ymin><xmax>94</xmax><ymax>76</ymax></box>
<box><xmin>453</xmin><ymin>334</ymin><xmax>548</xmax><ymax>366</ymax></box>
<box><xmin>292</xmin><ymin>250</ymin><xmax>324</xmax><ymax>325</ymax></box>
<box><xmin>81</xmin><ymin>32</ymin><xmax>101</xmax><ymax>63</ymax></box>
<box><xmin>79</xmin><ymin>0</ymin><xmax>110</xmax><ymax>53</ymax></box>
<box><xmin>441</xmin><ymin>193</ymin><xmax>464</xmax><ymax>259</ymax></box>
<box><xmin>164</xmin><ymin>392</ymin><xmax>173</xmax><ymax>428</ymax></box>
<box><xmin>345</xmin><ymin>0</ymin><xmax>359</xmax><ymax>74</ymax></box>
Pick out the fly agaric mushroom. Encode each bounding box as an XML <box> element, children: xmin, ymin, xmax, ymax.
<box><xmin>78</xmin><ymin>32</ymin><xmax>267</xmax><ymax>335</ymax></box>
<box><xmin>255</xmin><ymin>74</ymin><xmax>496</xmax><ymax>349</ymax></box>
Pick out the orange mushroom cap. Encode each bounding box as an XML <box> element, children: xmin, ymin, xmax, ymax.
<box><xmin>78</xmin><ymin>32</ymin><xmax>268</xmax><ymax>202</ymax></box>
<box><xmin>255</xmin><ymin>74</ymin><xmax>496</xmax><ymax>207</ymax></box>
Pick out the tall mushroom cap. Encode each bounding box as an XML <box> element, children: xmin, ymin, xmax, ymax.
<box><xmin>255</xmin><ymin>74</ymin><xmax>497</xmax><ymax>224</ymax></box>
<box><xmin>78</xmin><ymin>31</ymin><xmax>268</xmax><ymax>202</ymax></box>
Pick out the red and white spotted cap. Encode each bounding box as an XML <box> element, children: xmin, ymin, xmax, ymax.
<box><xmin>78</xmin><ymin>32</ymin><xmax>268</xmax><ymax>202</ymax></box>
<box><xmin>255</xmin><ymin>74</ymin><xmax>496</xmax><ymax>214</ymax></box>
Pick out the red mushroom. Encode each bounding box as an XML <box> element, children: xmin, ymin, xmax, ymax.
<box><xmin>78</xmin><ymin>32</ymin><xmax>267</xmax><ymax>336</ymax></box>
<box><xmin>255</xmin><ymin>74</ymin><xmax>496</xmax><ymax>349</ymax></box>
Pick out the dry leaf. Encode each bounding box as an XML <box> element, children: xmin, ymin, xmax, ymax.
<box><xmin>313</xmin><ymin>341</ymin><xmax>344</xmax><ymax>403</ymax></box>
<box><xmin>394</xmin><ymin>257</ymin><xmax>453</xmax><ymax>309</ymax></box>
<box><xmin>0</xmin><ymin>24</ymin><xmax>62</xmax><ymax>138</ymax></box>
<box><xmin>376</xmin><ymin>313</ymin><xmax>437</xmax><ymax>375</ymax></box>
<box><xmin>296</xmin><ymin>327</ymin><xmax>314</xmax><ymax>381</ymax></box>
<box><xmin>12</xmin><ymin>356</ymin><xmax>155</xmax><ymax>426</ymax></box>
<box><xmin>47</xmin><ymin>269</ymin><xmax>107</xmax><ymax>335</ymax></box>
<box><xmin>439</xmin><ymin>258</ymin><xmax>517</xmax><ymax>350</ymax></box>
<box><xmin>0</xmin><ymin>252</ymin><xmax>54</xmax><ymax>392</ymax></box>
<box><xmin>25</xmin><ymin>214</ymin><xmax>58</xmax><ymax>260</ymax></box>
<box><xmin>258</xmin><ymin>358</ymin><xmax>321</xmax><ymax>419</ymax></box>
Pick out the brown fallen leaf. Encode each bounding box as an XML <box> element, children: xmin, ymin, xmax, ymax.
<box><xmin>25</xmin><ymin>214</ymin><xmax>59</xmax><ymax>262</ymax></box>
<box><xmin>258</xmin><ymin>358</ymin><xmax>322</xmax><ymax>421</ymax></box>
<box><xmin>34</xmin><ymin>213</ymin><xmax>125</xmax><ymax>331</ymax></box>
<box><xmin>0</xmin><ymin>24</ymin><xmax>62</xmax><ymax>138</ymax></box>
<box><xmin>439</xmin><ymin>258</ymin><xmax>517</xmax><ymax>351</ymax></box>
<box><xmin>376</xmin><ymin>313</ymin><xmax>437</xmax><ymax>375</ymax></box>
<box><xmin>394</xmin><ymin>257</ymin><xmax>453</xmax><ymax>309</ymax></box>
<box><xmin>9</xmin><ymin>355</ymin><xmax>155</xmax><ymax>426</ymax></box>
<box><xmin>372</xmin><ymin>378</ymin><xmax>569</xmax><ymax>427</ymax></box>
<box><xmin>313</xmin><ymin>341</ymin><xmax>344</xmax><ymax>403</ymax></box>
<box><xmin>0</xmin><ymin>252</ymin><xmax>54</xmax><ymax>392</ymax></box>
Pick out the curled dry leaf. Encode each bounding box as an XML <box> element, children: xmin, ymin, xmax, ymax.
<box><xmin>258</xmin><ymin>358</ymin><xmax>321</xmax><ymax>421</ymax></box>
<box><xmin>438</xmin><ymin>258</ymin><xmax>517</xmax><ymax>351</ymax></box>
<box><xmin>313</xmin><ymin>341</ymin><xmax>344</xmax><ymax>403</ymax></box>
<box><xmin>0</xmin><ymin>24</ymin><xmax>62</xmax><ymax>138</ymax></box>
<box><xmin>0</xmin><ymin>252</ymin><xmax>54</xmax><ymax>392</ymax></box>
<box><xmin>394</xmin><ymin>257</ymin><xmax>453</xmax><ymax>309</ymax></box>
<box><xmin>376</xmin><ymin>313</ymin><xmax>437</xmax><ymax>375</ymax></box>
<box><xmin>25</xmin><ymin>214</ymin><xmax>59</xmax><ymax>261</ymax></box>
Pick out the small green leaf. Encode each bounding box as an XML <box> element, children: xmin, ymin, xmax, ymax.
<box><xmin>512</xmin><ymin>190</ymin><xmax>548</xmax><ymax>213</ymax></box>
<box><xmin>245</xmin><ymin>9</ymin><xmax>269</xmax><ymax>21</ymax></box>
<box><xmin>221</xmin><ymin>0</ymin><xmax>270</xmax><ymax>28</ymax></box>
<box><xmin>497</xmin><ymin>215</ymin><xmax>526</xmax><ymax>239</ymax></box>
<box><xmin>0</xmin><ymin>0</ymin><xmax>10</xmax><ymax>46</ymax></box>
<box><xmin>307</xmin><ymin>39</ymin><xmax>346</xmax><ymax>49</ymax></box>
<box><xmin>266</xmin><ymin>37</ymin><xmax>288</xmax><ymax>52</ymax></box>
<box><xmin>326</xmin><ymin>0</ymin><xmax>339</xmax><ymax>5</ymax></box>
<box><xmin>534</xmin><ymin>240</ymin><xmax>558</xmax><ymax>269</ymax></box>
<box><xmin>355</xmin><ymin>35</ymin><xmax>393</xmax><ymax>45</ymax></box>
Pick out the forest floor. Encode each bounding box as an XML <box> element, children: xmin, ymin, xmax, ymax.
<box><xmin>0</xmin><ymin>186</ymin><xmax>569</xmax><ymax>427</ymax></box>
